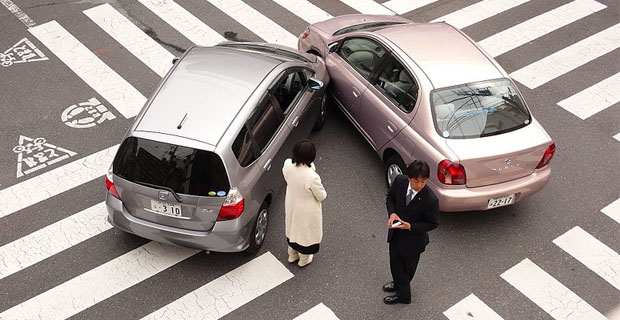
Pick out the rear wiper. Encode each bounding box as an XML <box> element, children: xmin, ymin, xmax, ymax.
<box><xmin>135</xmin><ymin>181</ymin><xmax>183</xmax><ymax>203</ymax></box>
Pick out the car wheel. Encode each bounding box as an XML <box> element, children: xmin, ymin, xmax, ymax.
<box><xmin>312</xmin><ymin>93</ymin><xmax>328</xmax><ymax>131</ymax></box>
<box><xmin>385</xmin><ymin>155</ymin><xmax>406</xmax><ymax>189</ymax></box>
<box><xmin>246</xmin><ymin>202</ymin><xmax>269</xmax><ymax>254</ymax></box>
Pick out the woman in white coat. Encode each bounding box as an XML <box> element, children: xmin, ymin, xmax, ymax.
<box><xmin>282</xmin><ymin>140</ymin><xmax>327</xmax><ymax>267</ymax></box>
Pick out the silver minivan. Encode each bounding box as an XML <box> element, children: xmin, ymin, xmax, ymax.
<box><xmin>105</xmin><ymin>43</ymin><xmax>329</xmax><ymax>253</ymax></box>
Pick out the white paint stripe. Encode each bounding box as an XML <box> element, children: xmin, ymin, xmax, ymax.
<box><xmin>142</xmin><ymin>252</ymin><xmax>293</xmax><ymax>320</ymax></box>
<box><xmin>0</xmin><ymin>242</ymin><xmax>198</xmax><ymax>320</ymax></box>
<box><xmin>601</xmin><ymin>198</ymin><xmax>620</xmax><ymax>224</ymax></box>
<box><xmin>0</xmin><ymin>0</ymin><xmax>36</xmax><ymax>27</ymax></box>
<box><xmin>443</xmin><ymin>294</ymin><xmax>504</xmax><ymax>320</ymax></box>
<box><xmin>384</xmin><ymin>0</ymin><xmax>438</xmax><ymax>15</ymax></box>
<box><xmin>0</xmin><ymin>202</ymin><xmax>111</xmax><ymax>281</ymax></box>
<box><xmin>29</xmin><ymin>21</ymin><xmax>146</xmax><ymax>118</ymax></box>
<box><xmin>553</xmin><ymin>226</ymin><xmax>620</xmax><ymax>291</ymax></box>
<box><xmin>557</xmin><ymin>72</ymin><xmax>620</xmax><ymax>119</ymax></box>
<box><xmin>510</xmin><ymin>23</ymin><xmax>620</xmax><ymax>89</ymax></box>
<box><xmin>84</xmin><ymin>3</ymin><xmax>175</xmax><ymax>78</ymax></box>
<box><xmin>432</xmin><ymin>0</ymin><xmax>530</xmax><ymax>29</ymax></box>
<box><xmin>614</xmin><ymin>133</ymin><xmax>620</xmax><ymax>142</ymax></box>
<box><xmin>294</xmin><ymin>303</ymin><xmax>340</xmax><ymax>320</ymax></box>
<box><xmin>272</xmin><ymin>0</ymin><xmax>332</xmax><ymax>24</ymax></box>
<box><xmin>205</xmin><ymin>0</ymin><xmax>298</xmax><ymax>48</ymax></box>
<box><xmin>138</xmin><ymin>0</ymin><xmax>225</xmax><ymax>46</ymax></box>
<box><xmin>478</xmin><ymin>0</ymin><xmax>606</xmax><ymax>57</ymax></box>
<box><xmin>0</xmin><ymin>145</ymin><xmax>118</xmax><ymax>219</ymax></box>
<box><xmin>501</xmin><ymin>258</ymin><xmax>606</xmax><ymax>320</ymax></box>
<box><xmin>337</xmin><ymin>0</ymin><xmax>395</xmax><ymax>15</ymax></box>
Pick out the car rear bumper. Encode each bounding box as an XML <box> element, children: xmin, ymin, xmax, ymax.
<box><xmin>430</xmin><ymin>166</ymin><xmax>551</xmax><ymax>212</ymax></box>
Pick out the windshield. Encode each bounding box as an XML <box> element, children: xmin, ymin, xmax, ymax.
<box><xmin>431</xmin><ymin>79</ymin><xmax>531</xmax><ymax>139</ymax></box>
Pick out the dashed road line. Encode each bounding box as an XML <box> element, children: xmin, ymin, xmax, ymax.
<box><xmin>432</xmin><ymin>0</ymin><xmax>530</xmax><ymax>29</ymax></box>
<box><xmin>557</xmin><ymin>72</ymin><xmax>620</xmax><ymax>120</ymax></box>
<box><xmin>337</xmin><ymin>0</ymin><xmax>394</xmax><ymax>15</ymax></box>
<box><xmin>601</xmin><ymin>197</ymin><xmax>620</xmax><ymax>224</ymax></box>
<box><xmin>0</xmin><ymin>0</ymin><xmax>36</xmax><ymax>27</ymax></box>
<box><xmin>383</xmin><ymin>0</ymin><xmax>438</xmax><ymax>15</ymax></box>
<box><xmin>294</xmin><ymin>303</ymin><xmax>340</xmax><ymax>320</ymax></box>
<box><xmin>444</xmin><ymin>294</ymin><xmax>504</xmax><ymax>320</ymax></box>
<box><xmin>272</xmin><ymin>0</ymin><xmax>332</xmax><ymax>24</ymax></box>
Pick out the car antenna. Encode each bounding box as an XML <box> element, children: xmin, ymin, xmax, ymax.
<box><xmin>177</xmin><ymin>113</ymin><xmax>188</xmax><ymax>129</ymax></box>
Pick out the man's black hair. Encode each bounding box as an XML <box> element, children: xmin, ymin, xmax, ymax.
<box><xmin>292</xmin><ymin>140</ymin><xmax>316</xmax><ymax>167</ymax></box>
<box><xmin>406</xmin><ymin>160</ymin><xmax>430</xmax><ymax>179</ymax></box>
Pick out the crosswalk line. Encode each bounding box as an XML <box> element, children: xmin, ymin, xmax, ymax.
<box><xmin>443</xmin><ymin>294</ymin><xmax>504</xmax><ymax>320</ymax></box>
<box><xmin>28</xmin><ymin>20</ymin><xmax>147</xmax><ymax>118</ymax></box>
<box><xmin>142</xmin><ymin>252</ymin><xmax>293</xmax><ymax>319</ymax></box>
<box><xmin>501</xmin><ymin>258</ymin><xmax>606</xmax><ymax>320</ymax></box>
<box><xmin>478</xmin><ymin>0</ymin><xmax>606</xmax><ymax>57</ymax></box>
<box><xmin>205</xmin><ymin>0</ymin><xmax>298</xmax><ymax>48</ymax></box>
<box><xmin>557</xmin><ymin>72</ymin><xmax>620</xmax><ymax>119</ymax></box>
<box><xmin>0</xmin><ymin>202</ymin><xmax>111</xmax><ymax>281</ymax></box>
<box><xmin>272</xmin><ymin>0</ymin><xmax>332</xmax><ymax>24</ymax></box>
<box><xmin>337</xmin><ymin>0</ymin><xmax>394</xmax><ymax>15</ymax></box>
<box><xmin>138</xmin><ymin>0</ymin><xmax>225</xmax><ymax>46</ymax></box>
<box><xmin>84</xmin><ymin>3</ymin><xmax>175</xmax><ymax>78</ymax></box>
<box><xmin>614</xmin><ymin>133</ymin><xmax>620</xmax><ymax>142</ymax></box>
<box><xmin>553</xmin><ymin>226</ymin><xmax>620</xmax><ymax>291</ymax></box>
<box><xmin>383</xmin><ymin>0</ymin><xmax>437</xmax><ymax>15</ymax></box>
<box><xmin>510</xmin><ymin>23</ymin><xmax>620</xmax><ymax>89</ymax></box>
<box><xmin>294</xmin><ymin>303</ymin><xmax>340</xmax><ymax>320</ymax></box>
<box><xmin>601</xmin><ymin>198</ymin><xmax>620</xmax><ymax>224</ymax></box>
<box><xmin>0</xmin><ymin>242</ymin><xmax>199</xmax><ymax>320</ymax></box>
<box><xmin>0</xmin><ymin>145</ymin><xmax>118</xmax><ymax>219</ymax></box>
<box><xmin>431</xmin><ymin>0</ymin><xmax>530</xmax><ymax>29</ymax></box>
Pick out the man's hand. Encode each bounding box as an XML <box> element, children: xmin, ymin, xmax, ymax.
<box><xmin>387</xmin><ymin>213</ymin><xmax>400</xmax><ymax>228</ymax></box>
<box><xmin>393</xmin><ymin>221</ymin><xmax>411</xmax><ymax>230</ymax></box>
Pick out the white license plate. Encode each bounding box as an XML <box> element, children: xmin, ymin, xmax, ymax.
<box><xmin>487</xmin><ymin>194</ymin><xmax>515</xmax><ymax>209</ymax></box>
<box><xmin>150</xmin><ymin>200</ymin><xmax>182</xmax><ymax>217</ymax></box>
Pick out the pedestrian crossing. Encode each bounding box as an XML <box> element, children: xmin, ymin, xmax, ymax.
<box><xmin>1</xmin><ymin>0</ymin><xmax>618</xmax><ymax>319</ymax></box>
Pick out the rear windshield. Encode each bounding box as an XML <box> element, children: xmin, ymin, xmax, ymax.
<box><xmin>333</xmin><ymin>21</ymin><xmax>405</xmax><ymax>36</ymax></box>
<box><xmin>431</xmin><ymin>79</ymin><xmax>531</xmax><ymax>139</ymax></box>
<box><xmin>113</xmin><ymin>137</ymin><xmax>230</xmax><ymax>196</ymax></box>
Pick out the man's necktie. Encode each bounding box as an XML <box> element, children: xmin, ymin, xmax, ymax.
<box><xmin>406</xmin><ymin>189</ymin><xmax>413</xmax><ymax>206</ymax></box>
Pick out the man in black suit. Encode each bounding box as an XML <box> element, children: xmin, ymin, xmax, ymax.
<box><xmin>383</xmin><ymin>160</ymin><xmax>439</xmax><ymax>304</ymax></box>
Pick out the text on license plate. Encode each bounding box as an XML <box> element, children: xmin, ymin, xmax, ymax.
<box><xmin>150</xmin><ymin>200</ymin><xmax>182</xmax><ymax>217</ymax></box>
<box><xmin>487</xmin><ymin>194</ymin><xmax>515</xmax><ymax>209</ymax></box>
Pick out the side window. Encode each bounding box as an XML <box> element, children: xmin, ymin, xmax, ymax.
<box><xmin>338</xmin><ymin>38</ymin><xmax>386</xmax><ymax>79</ymax></box>
<box><xmin>373</xmin><ymin>56</ymin><xmax>419</xmax><ymax>113</ymax></box>
<box><xmin>271</xmin><ymin>70</ymin><xmax>307</xmax><ymax>114</ymax></box>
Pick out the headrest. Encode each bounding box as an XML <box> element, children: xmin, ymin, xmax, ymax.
<box><xmin>399</xmin><ymin>70</ymin><xmax>411</xmax><ymax>83</ymax></box>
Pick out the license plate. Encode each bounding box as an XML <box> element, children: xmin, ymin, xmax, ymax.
<box><xmin>487</xmin><ymin>194</ymin><xmax>515</xmax><ymax>209</ymax></box>
<box><xmin>150</xmin><ymin>200</ymin><xmax>182</xmax><ymax>217</ymax></box>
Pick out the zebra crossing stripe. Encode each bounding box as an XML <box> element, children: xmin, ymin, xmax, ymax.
<box><xmin>142</xmin><ymin>252</ymin><xmax>293</xmax><ymax>320</ymax></box>
<box><xmin>614</xmin><ymin>133</ymin><xmax>620</xmax><ymax>142</ymax></box>
<box><xmin>0</xmin><ymin>145</ymin><xmax>118</xmax><ymax>219</ymax></box>
<box><xmin>443</xmin><ymin>294</ymin><xmax>504</xmax><ymax>320</ymax></box>
<box><xmin>28</xmin><ymin>20</ymin><xmax>147</xmax><ymax>118</ymax></box>
<box><xmin>557</xmin><ymin>72</ymin><xmax>620</xmax><ymax>120</ymax></box>
<box><xmin>205</xmin><ymin>0</ymin><xmax>298</xmax><ymax>48</ymax></box>
<box><xmin>510</xmin><ymin>23</ymin><xmax>620</xmax><ymax>89</ymax></box>
<box><xmin>294</xmin><ymin>303</ymin><xmax>340</xmax><ymax>320</ymax></box>
<box><xmin>0</xmin><ymin>242</ymin><xmax>199</xmax><ymax>320</ymax></box>
<box><xmin>272</xmin><ymin>0</ymin><xmax>332</xmax><ymax>24</ymax></box>
<box><xmin>553</xmin><ymin>226</ymin><xmax>620</xmax><ymax>291</ymax></box>
<box><xmin>0</xmin><ymin>202</ymin><xmax>111</xmax><ymax>281</ymax></box>
<box><xmin>601</xmin><ymin>198</ymin><xmax>620</xmax><ymax>224</ymax></box>
<box><xmin>138</xmin><ymin>0</ymin><xmax>225</xmax><ymax>46</ymax></box>
<box><xmin>478</xmin><ymin>0</ymin><xmax>606</xmax><ymax>57</ymax></box>
<box><xmin>432</xmin><ymin>0</ymin><xmax>530</xmax><ymax>29</ymax></box>
<box><xmin>337</xmin><ymin>0</ymin><xmax>395</xmax><ymax>15</ymax></box>
<box><xmin>500</xmin><ymin>258</ymin><xmax>606</xmax><ymax>320</ymax></box>
<box><xmin>383</xmin><ymin>0</ymin><xmax>438</xmax><ymax>15</ymax></box>
<box><xmin>84</xmin><ymin>3</ymin><xmax>175</xmax><ymax>78</ymax></box>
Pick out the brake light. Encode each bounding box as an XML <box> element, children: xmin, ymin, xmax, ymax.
<box><xmin>438</xmin><ymin>160</ymin><xmax>466</xmax><ymax>185</ymax></box>
<box><xmin>301</xmin><ymin>28</ymin><xmax>309</xmax><ymax>39</ymax></box>
<box><xmin>105</xmin><ymin>171</ymin><xmax>121</xmax><ymax>200</ymax></box>
<box><xmin>217</xmin><ymin>187</ymin><xmax>244</xmax><ymax>221</ymax></box>
<box><xmin>535</xmin><ymin>143</ymin><xmax>556</xmax><ymax>169</ymax></box>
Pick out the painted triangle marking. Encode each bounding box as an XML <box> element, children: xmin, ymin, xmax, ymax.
<box><xmin>1</xmin><ymin>38</ymin><xmax>48</xmax><ymax>67</ymax></box>
<box><xmin>12</xmin><ymin>135</ymin><xmax>77</xmax><ymax>178</ymax></box>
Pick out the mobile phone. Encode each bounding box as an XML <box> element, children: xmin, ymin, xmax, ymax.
<box><xmin>391</xmin><ymin>221</ymin><xmax>403</xmax><ymax>228</ymax></box>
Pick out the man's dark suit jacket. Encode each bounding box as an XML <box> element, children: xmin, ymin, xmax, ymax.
<box><xmin>386</xmin><ymin>175</ymin><xmax>440</xmax><ymax>255</ymax></box>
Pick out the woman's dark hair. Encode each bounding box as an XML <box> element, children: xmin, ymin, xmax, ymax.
<box><xmin>292</xmin><ymin>140</ymin><xmax>316</xmax><ymax>167</ymax></box>
<box><xmin>406</xmin><ymin>160</ymin><xmax>430</xmax><ymax>178</ymax></box>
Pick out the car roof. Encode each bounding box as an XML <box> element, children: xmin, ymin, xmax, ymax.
<box><xmin>375</xmin><ymin>23</ymin><xmax>504</xmax><ymax>89</ymax></box>
<box><xmin>135</xmin><ymin>46</ymin><xmax>282</xmax><ymax>147</ymax></box>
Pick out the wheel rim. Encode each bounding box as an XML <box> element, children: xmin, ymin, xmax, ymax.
<box><xmin>254</xmin><ymin>208</ymin><xmax>268</xmax><ymax>246</ymax></box>
<box><xmin>387</xmin><ymin>163</ymin><xmax>403</xmax><ymax>187</ymax></box>
<box><xmin>319</xmin><ymin>95</ymin><xmax>327</xmax><ymax>122</ymax></box>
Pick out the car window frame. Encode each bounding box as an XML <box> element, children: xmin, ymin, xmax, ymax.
<box><xmin>337</xmin><ymin>36</ymin><xmax>389</xmax><ymax>81</ymax></box>
<box><xmin>369</xmin><ymin>53</ymin><xmax>420</xmax><ymax>114</ymax></box>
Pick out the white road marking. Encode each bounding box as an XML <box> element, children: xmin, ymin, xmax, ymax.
<box><xmin>272</xmin><ymin>0</ymin><xmax>332</xmax><ymax>24</ymax></box>
<box><xmin>510</xmin><ymin>23</ymin><xmax>620</xmax><ymax>89</ymax></box>
<box><xmin>61</xmin><ymin>97</ymin><xmax>116</xmax><ymax>129</ymax></box>
<box><xmin>13</xmin><ymin>135</ymin><xmax>77</xmax><ymax>178</ymax></box>
<box><xmin>84</xmin><ymin>3</ymin><xmax>175</xmax><ymax>77</ymax></box>
<box><xmin>28</xmin><ymin>20</ymin><xmax>146</xmax><ymax>118</ymax></box>
<box><xmin>205</xmin><ymin>0</ymin><xmax>298</xmax><ymax>48</ymax></box>
<box><xmin>294</xmin><ymin>303</ymin><xmax>340</xmax><ymax>320</ymax></box>
<box><xmin>337</xmin><ymin>0</ymin><xmax>395</xmax><ymax>15</ymax></box>
<box><xmin>138</xmin><ymin>0</ymin><xmax>225</xmax><ymax>46</ymax></box>
<box><xmin>553</xmin><ymin>226</ymin><xmax>620</xmax><ymax>291</ymax></box>
<box><xmin>142</xmin><ymin>252</ymin><xmax>293</xmax><ymax>320</ymax></box>
<box><xmin>0</xmin><ymin>0</ymin><xmax>36</xmax><ymax>27</ymax></box>
<box><xmin>384</xmin><ymin>0</ymin><xmax>438</xmax><ymax>15</ymax></box>
<box><xmin>614</xmin><ymin>133</ymin><xmax>620</xmax><ymax>142</ymax></box>
<box><xmin>443</xmin><ymin>294</ymin><xmax>504</xmax><ymax>320</ymax></box>
<box><xmin>601</xmin><ymin>197</ymin><xmax>620</xmax><ymax>224</ymax></box>
<box><xmin>0</xmin><ymin>242</ymin><xmax>199</xmax><ymax>320</ymax></box>
<box><xmin>0</xmin><ymin>144</ymin><xmax>118</xmax><ymax>219</ymax></box>
<box><xmin>478</xmin><ymin>0</ymin><xmax>606</xmax><ymax>57</ymax></box>
<box><xmin>432</xmin><ymin>0</ymin><xmax>530</xmax><ymax>29</ymax></box>
<box><xmin>557</xmin><ymin>72</ymin><xmax>620</xmax><ymax>119</ymax></box>
<box><xmin>0</xmin><ymin>202</ymin><xmax>111</xmax><ymax>281</ymax></box>
<box><xmin>1</xmin><ymin>38</ymin><xmax>48</xmax><ymax>67</ymax></box>
<box><xmin>501</xmin><ymin>258</ymin><xmax>606</xmax><ymax>320</ymax></box>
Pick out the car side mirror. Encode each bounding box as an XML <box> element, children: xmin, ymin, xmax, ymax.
<box><xmin>172</xmin><ymin>57</ymin><xmax>179</xmax><ymax>64</ymax></box>
<box><xmin>327</xmin><ymin>42</ymin><xmax>339</xmax><ymax>54</ymax></box>
<box><xmin>308</xmin><ymin>77</ymin><xmax>324</xmax><ymax>91</ymax></box>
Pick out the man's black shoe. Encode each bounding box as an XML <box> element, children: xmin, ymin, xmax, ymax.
<box><xmin>383</xmin><ymin>295</ymin><xmax>411</xmax><ymax>305</ymax></box>
<box><xmin>382</xmin><ymin>282</ymin><xmax>396</xmax><ymax>292</ymax></box>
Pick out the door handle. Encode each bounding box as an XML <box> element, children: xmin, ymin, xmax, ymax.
<box><xmin>387</xmin><ymin>125</ymin><xmax>394</xmax><ymax>133</ymax></box>
<box><xmin>291</xmin><ymin>116</ymin><xmax>299</xmax><ymax>127</ymax></box>
<box><xmin>352</xmin><ymin>88</ymin><xmax>360</xmax><ymax>97</ymax></box>
<box><xmin>263</xmin><ymin>159</ymin><xmax>272</xmax><ymax>171</ymax></box>
<box><xmin>387</xmin><ymin>121</ymin><xmax>396</xmax><ymax>133</ymax></box>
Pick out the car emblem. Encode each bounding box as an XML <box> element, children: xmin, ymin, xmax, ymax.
<box><xmin>158</xmin><ymin>190</ymin><xmax>169</xmax><ymax>200</ymax></box>
<box><xmin>504</xmin><ymin>158</ymin><xmax>512</xmax><ymax>165</ymax></box>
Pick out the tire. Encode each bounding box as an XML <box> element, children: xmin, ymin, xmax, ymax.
<box><xmin>246</xmin><ymin>202</ymin><xmax>269</xmax><ymax>254</ymax></box>
<box><xmin>385</xmin><ymin>155</ymin><xmax>406</xmax><ymax>189</ymax></box>
<box><xmin>312</xmin><ymin>93</ymin><xmax>328</xmax><ymax>131</ymax></box>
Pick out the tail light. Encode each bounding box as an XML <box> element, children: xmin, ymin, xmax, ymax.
<box><xmin>438</xmin><ymin>160</ymin><xmax>466</xmax><ymax>185</ymax></box>
<box><xmin>105</xmin><ymin>167</ymin><xmax>121</xmax><ymax>200</ymax></box>
<box><xmin>217</xmin><ymin>187</ymin><xmax>244</xmax><ymax>221</ymax></box>
<box><xmin>535</xmin><ymin>143</ymin><xmax>556</xmax><ymax>169</ymax></box>
<box><xmin>300</xmin><ymin>28</ymin><xmax>310</xmax><ymax>39</ymax></box>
